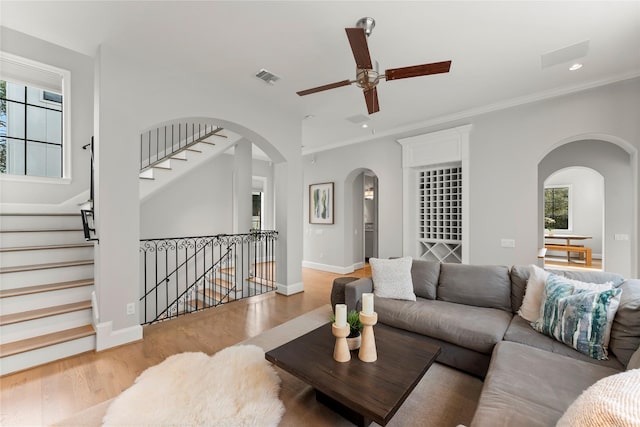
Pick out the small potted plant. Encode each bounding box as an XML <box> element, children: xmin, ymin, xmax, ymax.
<box><xmin>330</xmin><ymin>309</ymin><xmax>364</xmax><ymax>350</ymax></box>
<box><xmin>545</xmin><ymin>217</ymin><xmax>556</xmax><ymax>235</ymax></box>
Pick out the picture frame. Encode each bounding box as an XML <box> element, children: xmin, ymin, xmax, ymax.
<box><xmin>309</xmin><ymin>182</ymin><xmax>334</xmax><ymax>224</ymax></box>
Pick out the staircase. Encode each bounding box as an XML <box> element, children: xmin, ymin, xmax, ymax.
<box><xmin>138</xmin><ymin>122</ymin><xmax>238</xmax><ymax>201</ymax></box>
<box><xmin>0</xmin><ymin>213</ymin><xmax>96</xmax><ymax>376</ymax></box>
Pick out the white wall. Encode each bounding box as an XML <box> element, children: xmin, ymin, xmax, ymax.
<box><xmin>545</xmin><ymin>167</ymin><xmax>604</xmax><ymax>257</ymax></box>
<box><xmin>303</xmin><ymin>142</ymin><xmax>403</xmax><ymax>273</ymax></box>
<box><xmin>140</xmin><ymin>153</ymin><xmax>235</xmax><ymax>239</ymax></box>
<box><xmin>303</xmin><ymin>77</ymin><xmax>639</xmax><ymax>277</ymax></box>
<box><xmin>0</xmin><ymin>27</ymin><xmax>93</xmax><ymax>209</ymax></box>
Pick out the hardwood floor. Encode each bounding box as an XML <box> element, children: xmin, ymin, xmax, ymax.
<box><xmin>0</xmin><ymin>265</ymin><xmax>371</xmax><ymax>426</ymax></box>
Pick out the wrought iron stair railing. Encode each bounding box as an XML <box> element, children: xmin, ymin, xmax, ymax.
<box><xmin>139</xmin><ymin>231</ymin><xmax>277</xmax><ymax>325</ymax></box>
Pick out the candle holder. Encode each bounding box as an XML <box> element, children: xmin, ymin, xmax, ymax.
<box><xmin>332</xmin><ymin>323</ymin><xmax>351</xmax><ymax>362</ymax></box>
<box><xmin>358</xmin><ymin>311</ymin><xmax>378</xmax><ymax>362</ymax></box>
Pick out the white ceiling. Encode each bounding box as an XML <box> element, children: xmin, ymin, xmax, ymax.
<box><xmin>2</xmin><ymin>1</ymin><xmax>639</xmax><ymax>153</ymax></box>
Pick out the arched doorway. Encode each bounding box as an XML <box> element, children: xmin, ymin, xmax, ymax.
<box><xmin>538</xmin><ymin>138</ymin><xmax>635</xmax><ymax>277</ymax></box>
<box><xmin>543</xmin><ymin>167</ymin><xmax>604</xmax><ymax>270</ymax></box>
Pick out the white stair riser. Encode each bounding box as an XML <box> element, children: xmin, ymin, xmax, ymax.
<box><xmin>0</xmin><ymin>264</ymin><xmax>94</xmax><ymax>288</ymax></box>
<box><xmin>0</xmin><ymin>231</ymin><xmax>86</xmax><ymax>247</ymax></box>
<box><xmin>0</xmin><ymin>216</ymin><xmax>82</xmax><ymax>231</ymax></box>
<box><xmin>1</xmin><ymin>286</ymin><xmax>94</xmax><ymax>315</ymax></box>
<box><xmin>0</xmin><ymin>247</ymin><xmax>94</xmax><ymax>268</ymax></box>
<box><xmin>0</xmin><ymin>309</ymin><xmax>93</xmax><ymax>344</ymax></box>
<box><xmin>0</xmin><ymin>335</ymin><xmax>95</xmax><ymax>376</ymax></box>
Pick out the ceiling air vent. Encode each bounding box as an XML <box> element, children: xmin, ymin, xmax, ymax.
<box><xmin>255</xmin><ymin>69</ymin><xmax>281</xmax><ymax>85</ymax></box>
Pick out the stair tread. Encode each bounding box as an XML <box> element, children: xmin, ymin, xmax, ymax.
<box><xmin>248</xmin><ymin>277</ymin><xmax>275</xmax><ymax>286</ymax></box>
<box><xmin>0</xmin><ymin>279</ymin><xmax>94</xmax><ymax>298</ymax></box>
<box><xmin>185</xmin><ymin>148</ymin><xmax>202</xmax><ymax>153</ymax></box>
<box><xmin>0</xmin><ymin>229</ymin><xmax>84</xmax><ymax>233</ymax></box>
<box><xmin>0</xmin><ymin>300</ymin><xmax>92</xmax><ymax>326</ymax></box>
<box><xmin>199</xmin><ymin>288</ymin><xmax>236</xmax><ymax>301</ymax></box>
<box><xmin>0</xmin><ymin>259</ymin><xmax>94</xmax><ymax>274</ymax></box>
<box><xmin>0</xmin><ymin>324</ymin><xmax>95</xmax><ymax>358</ymax></box>
<box><xmin>205</xmin><ymin>277</ymin><xmax>234</xmax><ymax>288</ymax></box>
<box><xmin>0</xmin><ymin>243</ymin><xmax>94</xmax><ymax>253</ymax></box>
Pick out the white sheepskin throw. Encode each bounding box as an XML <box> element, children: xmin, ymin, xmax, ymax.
<box><xmin>103</xmin><ymin>345</ymin><xmax>284</xmax><ymax>427</ymax></box>
<box><xmin>556</xmin><ymin>369</ymin><xmax>640</xmax><ymax>427</ymax></box>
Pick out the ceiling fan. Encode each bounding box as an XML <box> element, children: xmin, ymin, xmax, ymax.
<box><xmin>296</xmin><ymin>17</ymin><xmax>452</xmax><ymax>115</ymax></box>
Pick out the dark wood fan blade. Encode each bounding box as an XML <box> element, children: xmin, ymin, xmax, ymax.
<box><xmin>296</xmin><ymin>80</ymin><xmax>352</xmax><ymax>96</ymax></box>
<box><xmin>385</xmin><ymin>60</ymin><xmax>452</xmax><ymax>81</ymax></box>
<box><xmin>363</xmin><ymin>87</ymin><xmax>379</xmax><ymax>114</ymax></box>
<box><xmin>345</xmin><ymin>28</ymin><xmax>373</xmax><ymax>69</ymax></box>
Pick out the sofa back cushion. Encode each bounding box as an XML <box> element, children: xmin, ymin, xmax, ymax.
<box><xmin>411</xmin><ymin>260</ymin><xmax>440</xmax><ymax>300</ymax></box>
<box><xmin>562</xmin><ymin>270</ymin><xmax>625</xmax><ymax>287</ymax></box>
<box><xmin>509</xmin><ymin>265</ymin><xmax>530</xmax><ymax>313</ymax></box>
<box><xmin>609</xmin><ymin>279</ymin><xmax>640</xmax><ymax>367</ymax></box>
<box><xmin>437</xmin><ymin>263</ymin><xmax>512</xmax><ymax>312</ymax></box>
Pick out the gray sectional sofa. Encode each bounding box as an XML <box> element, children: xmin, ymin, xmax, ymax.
<box><xmin>337</xmin><ymin>261</ymin><xmax>640</xmax><ymax>426</ymax></box>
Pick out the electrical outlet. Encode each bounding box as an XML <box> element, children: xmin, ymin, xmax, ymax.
<box><xmin>501</xmin><ymin>239</ymin><xmax>516</xmax><ymax>248</ymax></box>
<box><xmin>126</xmin><ymin>303</ymin><xmax>136</xmax><ymax>315</ymax></box>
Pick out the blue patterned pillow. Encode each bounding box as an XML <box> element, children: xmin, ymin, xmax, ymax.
<box><xmin>532</xmin><ymin>274</ymin><xmax>622</xmax><ymax>360</ymax></box>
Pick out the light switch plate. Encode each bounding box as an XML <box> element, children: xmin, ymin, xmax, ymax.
<box><xmin>614</xmin><ymin>234</ymin><xmax>629</xmax><ymax>241</ymax></box>
<box><xmin>501</xmin><ymin>239</ymin><xmax>516</xmax><ymax>248</ymax></box>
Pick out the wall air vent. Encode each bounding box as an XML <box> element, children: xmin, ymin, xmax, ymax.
<box><xmin>255</xmin><ymin>69</ymin><xmax>281</xmax><ymax>85</ymax></box>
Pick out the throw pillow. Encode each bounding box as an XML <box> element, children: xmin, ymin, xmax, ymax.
<box><xmin>518</xmin><ymin>266</ymin><xmax>613</xmax><ymax>322</ymax></box>
<box><xmin>556</xmin><ymin>369</ymin><xmax>640</xmax><ymax>427</ymax></box>
<box><xmin>532</xmin><ymin>275</ymin><xmax>622</xmax><ymax>360</ymax></box>
<box><xmin>370</xmin><ymin>257</ymin><xmax>416</xmax><ymax>301</ymax></box>
<box><xmin>518</xmin><ymin>264</ymin><xmax>550</xmax><ymax>322</ymax></box>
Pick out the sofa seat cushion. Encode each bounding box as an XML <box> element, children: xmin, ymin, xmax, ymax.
<box><xmin>504</xmin><ymin>315</ymin><xmax>624</xmax><ymax>370</ymax></box>
<box><xmin>470</xmin><ymin>341</ymin><xmax>621</xmax><ymax>427</ymax></box>
<box><xmin>375</xmin><ymin>297</ymin><xmax>512</xmax><ymax>354</ymax></box>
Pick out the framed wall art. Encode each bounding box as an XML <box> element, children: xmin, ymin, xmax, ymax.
<box><xmin>309</xmin><ymin>182</ymin><xmax>334</xmax><ymax>224</ymax></box>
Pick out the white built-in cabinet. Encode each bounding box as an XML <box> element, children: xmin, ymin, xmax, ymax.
<box><xmin>398</xmin><ymin>125</ymin><xmax>471</xmax><ymax>264</ymax></box>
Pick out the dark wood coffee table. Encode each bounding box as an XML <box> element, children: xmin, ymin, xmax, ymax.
<box><xmin>265</xmin><ymin>322</ymin><xmax>441</xmax><ymax>426</ymax></box>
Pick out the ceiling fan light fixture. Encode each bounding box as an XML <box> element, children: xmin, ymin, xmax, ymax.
<box><xmin>356</xmin><ymin>17</ymin><xmax>376</xmax><ymax>37</ymax></box>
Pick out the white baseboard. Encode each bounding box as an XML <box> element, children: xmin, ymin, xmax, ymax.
<box><xmin>353</xmin><ymin>261</ymin><xmax>365</xmax><ymax>270</ymax></box>
<box><xmin>276</xmin><ymin>281</ymin><xmax>304</xmax><ymax>296</ymax></box>
<box><xmin>302</xmin><ymin>260</ymin><xmax>355</xmax><ymax>275</ymax></box>
<box><xmin>95</xmin><ymin>321</ymin><xmax>143</xmax><ymax>351</ymax></box>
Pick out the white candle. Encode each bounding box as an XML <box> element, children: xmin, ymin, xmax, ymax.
<box><xmin>335</xmin><ymin>304</ymin><xmax>347</xmax><ymax>327</ymax></box>
<box><xmin>362</xmin><ymin>293</ymin><xmax>374</xmax><ymax>315</ymax></box>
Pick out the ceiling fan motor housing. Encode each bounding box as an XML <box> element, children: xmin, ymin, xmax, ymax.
<box><xmin>356</xmin><ymin>68</ymin><xmax>380</xmax><ymax>90</ymax></box>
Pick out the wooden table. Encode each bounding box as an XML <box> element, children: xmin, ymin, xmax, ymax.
<box><xmin>544</xmin><ymin>234</ymin><xmax>592</xmax><ymax>265</ymax></box>
<box><xmin>265</xmin><ymin>322</ymin><xmax>441</xmax><ymax>427</ymax></box>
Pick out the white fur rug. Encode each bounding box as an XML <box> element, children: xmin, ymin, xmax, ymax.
<box><xmin>102</xmin><ymin>345</ymin><xmax>284</xmax><ymax>427</ymax></box>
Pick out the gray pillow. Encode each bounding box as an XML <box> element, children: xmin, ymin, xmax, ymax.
<box><xmin>437</xmin><ymin>263</ymin><xmax>512</xmax><ymax>312</ymax></box>
<box><xmin>609</xmin><ymin>279</ymin><xmax>640</xmax><ymax>366</ymax></box>
<box><xmin>411</xmin><ymin>260</ymin><xmax>440</xmax><ymax>300</ymax></box>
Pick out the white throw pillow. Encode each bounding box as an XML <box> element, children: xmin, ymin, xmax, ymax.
<box><xmin>518</xmin><ymin>264</ymin><xmax>550</xmax><ymax>321</ymax></box>
<box><xmin>518</xmin><ymin>265</ymin><xmax>613</xmax><ymax>322</ymax></box>
<box><xmin>370</xmin><ymin>257</ymin><xmax>416</xmax><ymax>301</ymax></box>
<box><xmin>556</xmin><ymin>369</ymin><xmax>640</xmax><ymax>427</ymax></box>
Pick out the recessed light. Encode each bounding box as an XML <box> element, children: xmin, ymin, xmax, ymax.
<box><xmin>569</xmin><ymin>63</ymin><xmax>583</xmax><ymax>71</ymax></box>
<box><xmin>361</xmin><ymin>123</ymin><xmax>369</xmax><ymax>128</ymax></box>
